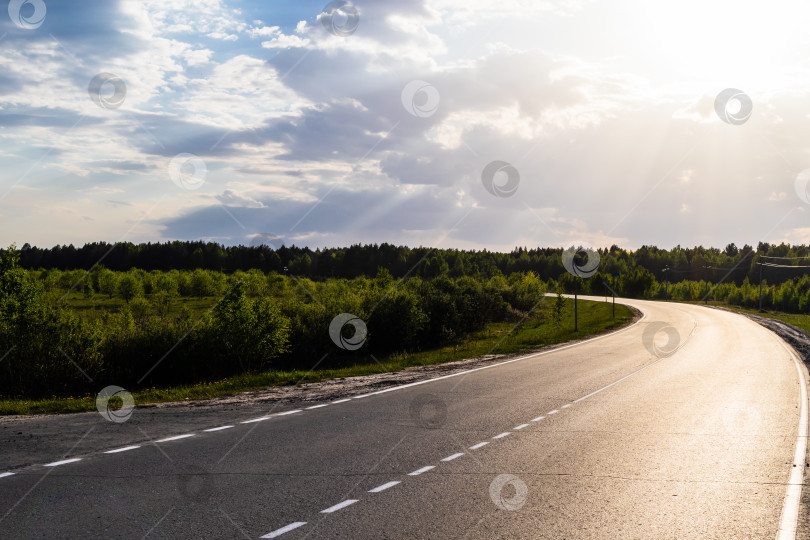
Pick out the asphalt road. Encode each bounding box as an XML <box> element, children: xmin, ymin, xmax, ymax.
<box><xmin>0</xmin><ymin>298</ymin><xmax>808</xmax><ymax>539</ymax></box>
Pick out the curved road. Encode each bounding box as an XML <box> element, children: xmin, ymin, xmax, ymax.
<box><xmin>0</xmin><ymin>298</ymin><xmax>808</xmax><ymax>539</ymax></box>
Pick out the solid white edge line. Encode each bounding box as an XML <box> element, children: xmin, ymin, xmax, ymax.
<box><xmin>155</xmin><ymin>434</ymin><xmax>195</xmax><ymax>443</ymax></box>
<box><xmin>345</xmin><ymin>310</ymin><xmax>646</xmax><ymax>401</ymax></box>
<box><xmin>493</xmin><ymin>432</ymin><xmax>511</xmax><ymax>439</ymax></box>
<box><xmin>260</xmin><ymin>521</ymin><xmax>307</xmax><ymax>538</ymax></box>
<box><xmin>203</xmin><ymin>425</ymin><xmax>234</xmax><ymax>432</ymax></box>
<box><xmin>320</xmin><ymin>499</ymin><xmax>359</xmax><ymax>513</ymax></box>
<box><xmin>332</xmin><ymin>399</ymin><xmax>351</xmax><ymax>404</ymax></box>
<box><xmin>441</xmin><ymin>452</ymin><xmax>464</xmax><ymax>462</ymax></box>
<box><xmin>469</xmin><ymin>442</ymin><xmax>489</xmax><ymax>450</ymax></box>
<box><xmin>408</xmin><ymin>465</ymin><xmax>435</xmax><ymax>476</ymax></box>
<box><xmin>369</xmin><ymin>480</ymin><xmax>401</xmax><ymax>493</ymax></box>
<box><xmin>776</xmin><ymin>338</ymin><xmax>809</xmax><ymax>540</ymax></box>
<box><xmin>44</xmin><ymin>458</ymin><xmax>81</xmax><ymax>467</ymax></box>
<box><xmin>104</xmin><ymin>445</ymin><xmax>140</xmax><ymax>454</ymax></box>
<box><xmin>0</xmin><ymin>472</ymin><xmax>15</xmax><ymax>478</ymax></box>
<box><xmin>514</xmin><ymin>424</ymin><xmax>529</xmax><ymax>430</ymax></box>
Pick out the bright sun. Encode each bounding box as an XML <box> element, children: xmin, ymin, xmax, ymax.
<box><xmin>631</xmin><ymin>0</ymin><xmax>810</xmax><ymax>92</ymax></box>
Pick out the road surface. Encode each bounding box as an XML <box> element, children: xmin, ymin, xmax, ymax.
<box><xmin>0</xmin><ymin>298</ymin><xmax>807</xmax><ymax>539</ymax></box>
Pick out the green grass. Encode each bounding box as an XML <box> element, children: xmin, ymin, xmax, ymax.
<box><xmin>0</xmin><ymin>298</ymin><xmax>634</xmax><ymax>416</ymax></box>
<box><xmin>699</xmin><ymin>302</ymin><xmax>810</xmax><ymax>334</ymax></box>
<box><xmin>60</xmin><ymin>292</ymin><xmax>217</xmax><ymax>321</ymax></box>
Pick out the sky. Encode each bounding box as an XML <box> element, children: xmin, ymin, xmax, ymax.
<box><xmin>3</xmin><ymin>0</ymin><xmax>810</xmax><ymax>251</ymax></box>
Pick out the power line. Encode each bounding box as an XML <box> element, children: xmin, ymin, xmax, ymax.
<box><xmin>759</xmin><ymin>254</ymin><xmax>810</xmax><ymax>260</ymax></box>
<box><xmin>759</xmin><ymin>262</ymin><xmax>810</xmax><ymax>269</ymax></box>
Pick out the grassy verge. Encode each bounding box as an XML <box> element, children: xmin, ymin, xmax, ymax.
<box><xmin>0</xmin><ymin>298</ymin><xmax>633</xmax><ymax>416</ymax></box>
<box><xmin>697</xmin><ymin>302</ymin><xmax>810</xmax><ymax>334</ymax></box>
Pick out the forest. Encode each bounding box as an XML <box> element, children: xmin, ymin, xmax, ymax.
<box><xmin>15</xmin><ymin>239</ymin><xmax>810</xmax><ymax>289</ymax></box>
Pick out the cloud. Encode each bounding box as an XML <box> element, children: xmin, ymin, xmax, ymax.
<box><xmin>216</xmin><ymin>189</ymin><xmax>266</xmax><ymax>208</ymax></box>
<box><xmin>5</xmin><ymin>0</ymin><xmax>810</xmax><ymax>252</ymax></box>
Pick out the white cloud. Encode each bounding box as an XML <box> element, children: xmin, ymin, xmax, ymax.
<box><xmin>216</xmin><ymin>189</ymin><xmax>266</xmax><ymax>208</ymax></box>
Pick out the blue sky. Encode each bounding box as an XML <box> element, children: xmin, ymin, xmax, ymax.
<box><xmin>3</xmin><ymin>0</ymin><xmax>810</xmax><ymax>251</ymax></box>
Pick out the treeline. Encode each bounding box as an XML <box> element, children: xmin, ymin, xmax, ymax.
<box><xmin>1</xmin><ymin>246</ymin><xmax>553</xmax><ymax>399</ymax></box>
<box><xmin>17</xmin><ymin>240</ymin><xmax>810</xmax><ymax>287</ymax></box>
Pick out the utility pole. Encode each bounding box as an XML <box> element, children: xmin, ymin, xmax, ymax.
<box><xmin>574</xmin><ymin>276</ymin><xmax>578</xmax><ymax>332</ymax></box>
<box><xmin>602</xmin><ymin>278</ymin><xmax>616</xmax><ymax>319</ymax></box>
<box><xmin>758</xmin><ymin>262</ymin><xmax>763</xmax><ymax>312</ymax></box>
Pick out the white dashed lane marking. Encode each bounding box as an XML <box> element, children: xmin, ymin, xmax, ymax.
<box><xmin>332</xmin><ymin>399</ymin><xmax>351</xmax><ymax>404</ymax></box>
<box><xmin>531</xmin><ymin>416</ymin><xmax>545</xmax><ymax>422</ymax></box>
<box><xmin>321</xmin><ymin>499</ymin><xmax>359</xmax><ymax>513</ymax></box>
<box><xmin>0</xmin><ymin>472</ymin><xmax>14</xmax><ymax>478</ymax></box>
<box><xmin>260</xmin><ymin>521</ymin><xmax>307</xmax><ymax>538</ymax></box>
<box><xmin>408</xmin><ymin>465</ymin><xmax>435</xmax><ymax>476</ymax></box>
<box><xmin>547</xmin><ymin>410</ymin><xmax>559</xmax><ymax>415</ymax></box>
<box><xmin>241</xmin><ymin>417</ymin><xmax>273</xmax><ymax>424</ymax></box>
<box><xmin>276</xmin><ymin>410</ymin><xmax>302</xmax><ymax>416</ymax></box>
<box><xmin>203</xmin><ymin>425</ymin><xmax>234</xmax><ymax>432</ymax></box>
<box><xmin>305</xmin><ymin>404</ymin><xmax>328</xmax><ymax>409</ymax></box>
<box><xmin>493</xmin><ymin>432</ymin><xmax>511</xmax><ymax>439</ymax></box>
<box><xmin>44</xmin><ymin>458</ymin><xmax>81</xmax><ymax>467</ymax></box>
<box><xmin>155</xmin><ymin>434</ymin><xmax>195</xmax><ymax>443</ymax></box>
<box><xmin>513</xmin><ymin>424</ymin><xmax>529</xmax><ymax>430</ymax></box>
<box><xmin>441</xmin><ymin>453</ymin><xmax>464</xmax><ymax>462</ymax></box>
<box><xmin>369</xmin><ymin>481</ymin><xmax>401</xmax><ymax>493</ymax></box>
<box><xmin>104</xmin><ymin>446</ymin><xmax>140</xmax><ymax>454</ymax></box>
<box><xmin>561</xmin><ymin>404</ymin><xmax>572</xmax><ymax>409</ymax></box>
<box><xmin>469</xmin><ymin>442</ymin><xmax>489</xmax><ymax>450</ymax></box>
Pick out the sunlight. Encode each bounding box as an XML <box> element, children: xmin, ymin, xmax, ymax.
<box><xmin>631</xmin><ymin>0</ymin><xmax>810</xmax><ymax>91</ymax></box>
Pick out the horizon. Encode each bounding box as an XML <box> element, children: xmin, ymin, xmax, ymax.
<box><xmin>9</xmin><ymin>238</ymin><xmax>800</xmax><ymax>254</ymax></box>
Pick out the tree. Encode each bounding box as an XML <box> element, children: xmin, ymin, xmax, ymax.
<box><xmin>190</xmin><ymin>269</ymin><xmax>214</xmax><ymax>298</ymax></box>
<box><xmin>97</xmin><ymin>268</ymin><xmax>118</xmax><ymax>299</ymax></box>
<box><xmin>117</xmin><ymin>273</ymin><xmax>143</xmax><ymax>303</ymax></box>
<box><xmin>209</xmin><ymin>283</ymin><xmax>290</xmax><ymax>371</ymax></box>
